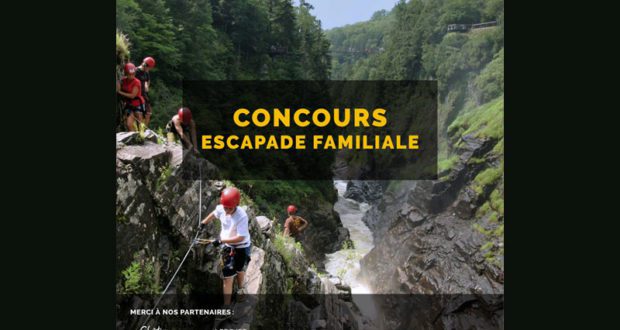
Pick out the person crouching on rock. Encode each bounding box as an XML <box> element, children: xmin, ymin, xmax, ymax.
<box><xmin>166</xmin><ymin>107</ymin><xmax>198</xmax><ymax>153</ymax></box>
<box><xmin>117</xmin><ymin>63</ymin><xmax>146</xmax><ymax>132</ymax></box>
<box><xmin>283</xmin><ymin>204</ymin><xmax>308</xmax><ymax>238</ymax></box>
<box><xmin>201</xmin><ymin>187</ymin><xmax>252</xmax><ymax>308</ymax></box>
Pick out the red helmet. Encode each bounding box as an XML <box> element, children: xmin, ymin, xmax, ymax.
<box><xmin>287</xmin><ymin>205</ymin><xmax>297</xmax><ymax>214</ymax></box>
<box><xmin>178</xmin><ymin>107</ymin><xmax>192</xmax><ymax>125</ymax></box>
<box><xmin>221</xmin><ymin>187</ymin><xmax>241</xmax><ymax>208</ymax></box>
<box><xmin>124</xmin><ymin>62</ymin><xmax>136</xmax><ymax>75</ymax></box>
<box><xmin>143</xmin><ymin>57</ymin><xmax>156</xmax><ymax>68</ymax></box>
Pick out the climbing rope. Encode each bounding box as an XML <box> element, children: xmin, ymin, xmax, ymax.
<box><xmin>140</xmin><ymin>161</ymin><xmax>204</xmax><ymax>328</ymax></box>
<box><xmin>199</xmin><ymin>161</ymin><xmax>202</xmax><ymax>227</ymax></box>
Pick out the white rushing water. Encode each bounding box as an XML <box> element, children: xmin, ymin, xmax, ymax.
<box><xmin>326</xmin><ymin>180</ymin><xmax>379</xmax><ymax>322</ymax></box>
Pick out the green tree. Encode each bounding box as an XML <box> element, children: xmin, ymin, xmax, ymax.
<box><xmin>133</xmin><ymin>0</ymin><xmax>182</xmax><ymax>82</ymax></box>
<box><xmin>116</xmin><ymin>0</ymin><xmax>142</xmax><ymax>36</ymax></box>
<box><xmin>296</xmin><ymin>0</ymin><xmax>330</xmax><ymax>79</ymax></box>
<box><xmin>166</xmin><ymin>0</ymin><xmax>225</xmax><ymax>80</ymax></box>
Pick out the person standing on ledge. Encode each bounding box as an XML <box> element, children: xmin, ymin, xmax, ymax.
<box><xmin>166</xmin><ymin>107</ymin><xmax>199</xmax><ymax>153</ymax></box>
<box><xmin>201</xmin><ymin>187</ymin><xmax>252</xmax><ymax>309</ymax></box>
<box><xmin>135</xmin><ymin>56</ymin><xmax>155</xmax><ymax>127</ymax></box>
<box><xmin>117</xmin><ymin>62</ymin><xmax>145</xmax><ymax>132</ymax></box>
<box><xmin>283</xmin><ymin>204</ymin><xmax>308</xmax><ymax>238</ymax></box>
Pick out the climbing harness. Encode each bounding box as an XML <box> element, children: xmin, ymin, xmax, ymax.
<box><xmin>194</xmin><ymin>238</ymin><xmax>215</xmax><ymax>245</ymax></box>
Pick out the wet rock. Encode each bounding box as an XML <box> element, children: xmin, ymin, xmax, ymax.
<box><xmin>335</xmin><ymin>282</ymin><xmax>351</xmax><ymax>292</ymax></box>
<box><xmin>336</xmin><ymin>227</ymin><xmax>351</xmax><ymax>247</ymax></box>
<box><xmin>356</xmin><ymin>130</ymin><xmax>504</xmax><ymax>328</ymax></box>
<box><xmin>405</xmin><ymin>207</ymin><xmax>426</xmax><ymax>228</ymax></box>
<box><xmin>298</xmin><ymin>202</ymin><xmax>350</xmax><ymax>267</ymax></box>
<box><xmin>328</xmin><ymin>276</ymin><xmax>341</xmax><ymax>287</ymax></box>
<box><xmin>335</xmin><ymin>281</ymin><xmax>353</xmax><ymax>302</ymax></box>
<box><xmin>454</xmin><ymin>186</ymin><xmax>478</xmax><ymax>219</ymax></box>
<box><xmin>344</xmin><ymin>181</ymin><xmax>385</xmax><ymax>203</ymax></box>
<box><xmin>362</xmin><ymin>182</ymin><xmax>415</xmax><ymax>242</ymax></box>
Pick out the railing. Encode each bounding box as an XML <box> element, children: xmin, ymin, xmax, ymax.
<box><xmin>447</xmin><ymin>21</ymin><xmax>497</xmax><ymax>33</ymax></box>
<box><xmin>471</xmin><ymin>21</ymin><xmax>497</xmax><ymax>29</ymax></box>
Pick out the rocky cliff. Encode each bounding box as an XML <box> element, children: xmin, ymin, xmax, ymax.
<box><xmin>354</xmin><ymin>108</ymin><xmax>504</xmax><ymax>328</ymax></box>
<box><xmin>115</xmin><ymin>132</ymin><xmax>372</xmax><ymax>330</ymax></box>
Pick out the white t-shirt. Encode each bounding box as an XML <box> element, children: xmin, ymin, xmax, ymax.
<box><xmin>213</xmin><ymin>204</ymin><xmax>251</xmax><ymax>248</ymax></box>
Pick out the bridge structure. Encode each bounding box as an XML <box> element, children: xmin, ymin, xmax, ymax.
<box><xmin>447</xmin><ymin>21</ymin><xmax>498</xmax><ymax>33</ymax></box>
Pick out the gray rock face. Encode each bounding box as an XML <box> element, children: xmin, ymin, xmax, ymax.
<box><xmin>255</xmin><ymin>215</ymin><xmax>273</xmax><ymax>236</ymax></box>
<box><xmin>142</xmin><ymin>129</ymin><xmax>159</xmax><ymax>143</ymax></box>
<box><xmin>116</xmin><ymin>141</ymin><xmax>173</xmax><ymax>271</ymax></box>
<box><xmin>116</xmin><ymin>130</ymin><xmax>159</xmax><ymax>147</ymax></box>
<box><xmin>343</xmin><ymin>181</ymin><xmax>386</xmax><ymax>203</ymax></box>
<box><xmin>116</xmin><ymin>134</ymin><xmax>370</xmax><ymax>330</ymax></box>
<box><xmin>296</xmin><ymin>201</ymin><xmax>350</xmax><ymax>267</ymax></box>
<box><xmin>116</xmin><ymin>131</ymin><xmax>140</xmax><ymax>145</ymax></box>
<box><xmin>361</xmin><ymin>180</ymin><xmax>414</xmax><ymax>242</ymax></box>
<box><xmin>353</xmin><ymin>134</ymin><xmax>504</xmax><ymax>329</ymax></box>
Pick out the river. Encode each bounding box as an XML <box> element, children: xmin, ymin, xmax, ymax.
<box><xmin>326</xmin><ymin>180</ymin><xmax>379</xmax><ymax>323</ymax></box>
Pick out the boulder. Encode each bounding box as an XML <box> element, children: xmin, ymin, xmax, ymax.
<box><xmin>117</xmin><ymin>131</ymin><xmax>140</xmax><ymax>145</ymax></box>
<box><xmin>255</xmin><ymin>215</ymin><xmax>273</xmax><ymax>235</ymax></box>
<box><xmin>142</xmin><ymin>129</ymin><xmax>159</xmax><ymax>143</ymax></box>
<box><xmin>343</xmin><ymin>181</ymin><xmax>385</xmax><ymax>203</ymax></box>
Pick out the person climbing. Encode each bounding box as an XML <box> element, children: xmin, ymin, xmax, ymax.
<box><xmin>116</xmin><ymin>62</ymin><xmax>145</xmax><ymax>132</ymax></box>
<box><xmin>200</xmin><ymin>187</ymin><xmax>252</xmax><ymax>311</ymax></box>
<box><xmin>166</xmin><ymin>107</ymin><xmax>199</xmax><ymax>153</ymax></box>
<box><xmin>135</xmin><ymin>57</ymin><xmax>155</xmax><ymax>127</ymax></box>
<box><xmin>283</xmin><ymin>204</ymin><xmax>308</xmax><ymax>238</ymax></box>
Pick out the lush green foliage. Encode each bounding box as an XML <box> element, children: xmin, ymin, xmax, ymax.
<box><xmin>448</xmin><ymin>97</ymin><xmax>504</xmax><ymax>140</ymax></box>
<box><xmin>472</xmin><ymin>165</ymin><xmax>502</xmax><ymax>194</ymax></box>
<box><xmin>118</xmin><ymin>0</ymin><xmax>505</xmax><ymax>265</ymax></box>
<box><xmin>474</xmin><ymin>178</ymin><xmax>504</xmax><ymax>265</ymax></box>
<box><xmin>156</xmin><ymin>164</ymin><xmax>173</xmax><ymax>190</ymax></box>
<box><xmin>325</xmin><ymin>0</ymin><xmax>504</xmax><ymax>167</ymax></box>
<box><xmin>326</xmin><ymin>0</ymin><xmax>503</xmax><ymax>82</ymax></box>
<box><xmin>272</xmin><ymin>222</ymin><xmax>304</xmax><ymax>269</ymax></box>
<box><xmin>326</xmin><ymin>0</ymin><xmax>504</xmax><ymax>264</ymax></box>
<box><xmin>326</xmin><ymin>9</ymin><xmax>393</xmax><ymax>79</ymax></box>
<box><xmin>475</xmin><ymin>48</ymin><xmax>504</xmax><ymax>103</ymax></box>
<box><xmin>119</xmin><ymin>257</ymin><xmax>161</xmax><ymax>294</ymax></box>
<box><xmin>117</xmin><ymin>0</ymin><xmax>331</xmax><ymax>129</ymax></box>
<box><xmin>235</xmin><ymin>180</ymin><xmax>336</xmax><ymax>220</ymax></box>
<box><xmin>438</xmin><ymin>154</ymin><xmax>459</xmax><ymax>174</ymax></box>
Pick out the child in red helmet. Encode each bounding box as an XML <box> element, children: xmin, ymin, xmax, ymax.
<box><xmin>201</xmin><ymin>187</ymin><xmax>252</xmax><ymax>309</ymax></box>
<box><xmin>136</xmin><ymin>57</ymin><xmax>155</xmax><ymax>127</ymax></box>
<box><xmin>117</xmin><ymin>62</ymin><xmax>146</xmax><ymax>132</ymax></box>
<box><xmin>165</xmin><ymin>107</ymin><xmax>198</xmax><ymax>153</ymax></box>
<box><xmin>283</xmin><ymin>204</ymin><xmax>309</xmax><ymax>237</ymax></box>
